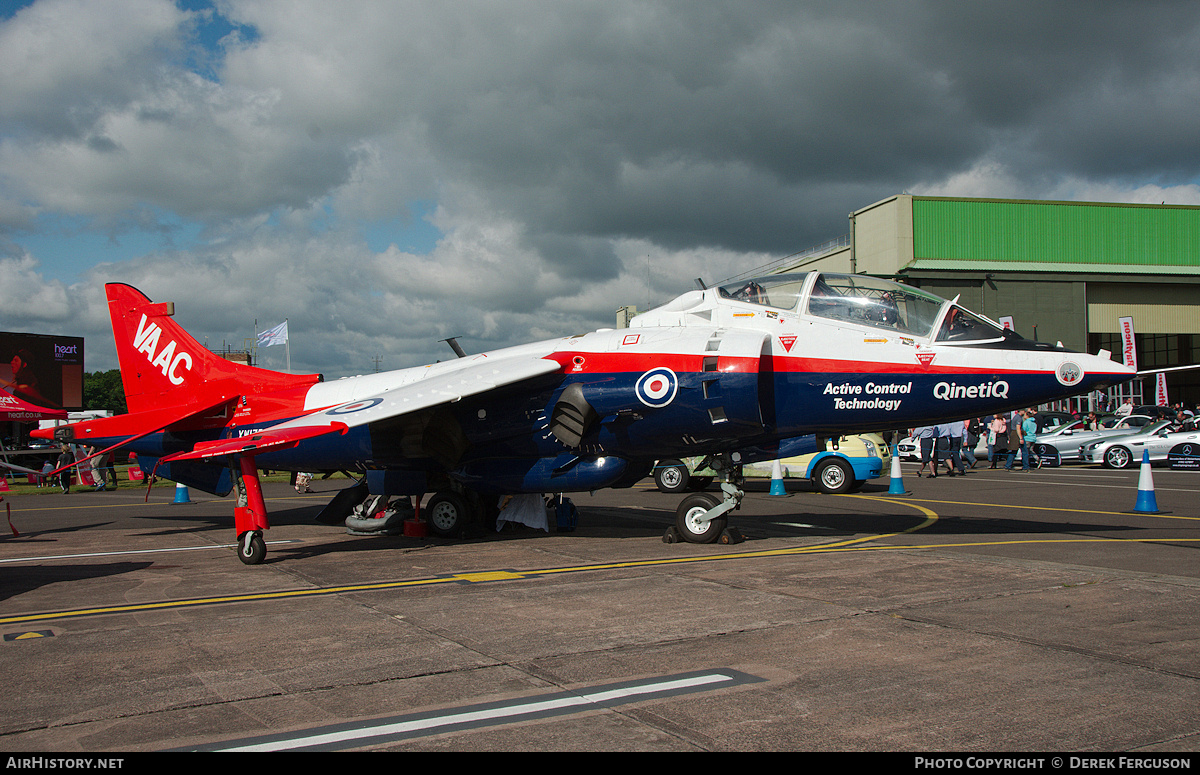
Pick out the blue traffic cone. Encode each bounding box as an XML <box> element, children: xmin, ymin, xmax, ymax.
<box><xmin>173</xmin><ymin>482</ymin><xmax>191</xmax><ymax>504</ymax></box>
<box><xmin>769</xmin><ymin>459</ymin><xmax>787</xmax><ymax>496</ymax></box>
<box><xmin>1133</xmin><ymin>450</ymin><xmax>1161</xmax><ymax>513</ymax></box>
<box><xmin>887</xmin><ymin>444</ymin><xmax>909</xmax><ymax>495</ymax></box>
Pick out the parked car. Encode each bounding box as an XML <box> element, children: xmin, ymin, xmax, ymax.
<box><xmin>896</xmin><ymin>427</ymin><xmax>988</xmax><ymax>462</ymax></box>
<box><xmin>1033</xmin><ymin>415</ymin><xmax>1157</xmax><ymax>463</ymax></box>
<box><xmin>743</xmin><ymin>432</ymin><xmax>889</xmax><ymax>494</ymax></box>
<box><xmin>1082</xmin><ymin>420</ymin><xmax>1200</xmax><ymax>468</ymax></box>
<box><xmin>1033</xmin><ymin>411</ymin><xmax>1075</xmax><ymax>432</ymax></box>
<box><xmin>654</xmin><ymin>433</ymin><xmax>888</xmax><ymax>495</ymax></box>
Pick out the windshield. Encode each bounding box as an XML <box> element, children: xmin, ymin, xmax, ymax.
<box><xmin>806</xmin><ymin>273</ymin><xmax>945</xmax><ymax>338</ymax></box>
<box><xmin>936</xmin><ymin>306</ymin><xmax>1007</xmax><ymax>343</ymax></box>
<box><xmin>717</xmin><ymin>273</ymin><xmax>810</xmax><ymax>312</ymax></box>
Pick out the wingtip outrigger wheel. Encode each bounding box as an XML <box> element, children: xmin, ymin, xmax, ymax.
<box><xmin>233</xmin><ymin>454</ymin><xmax>271</xmax><ymax>565</ymax></box>
<box><xmin>238</xmin><ymin>530</ymin><xmax>266</xmax><ymax>565</ymax></box>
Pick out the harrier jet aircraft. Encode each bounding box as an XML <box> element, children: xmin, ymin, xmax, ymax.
<box><xmin>34</xmin><ymin>274</ymin><xmax>1133</xmax><ymax>563</ymax></box>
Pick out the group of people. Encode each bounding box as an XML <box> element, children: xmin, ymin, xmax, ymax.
<box><xmin>44</xmin><ymin>445</ymin><xmax>118</xmax><ymax>493</ymax></box>
<box><xmin>911</xmin><ymin>409</ymin><xmax>1042</xmax><ymax>477</ymax></box>
<box><xmin>909</xmin><ymin>420</ymin><xmax>976</xmax><ymax>478</ymax></box>
<box><xmin>1112</xmin><ymin>398</ymin><xmax>1197</xmax><ymax>429</ymax></box>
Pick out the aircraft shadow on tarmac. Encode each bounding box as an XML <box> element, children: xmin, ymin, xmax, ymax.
<box><xmin>0</xmin><ymin>521</ymin><xmax>113</xmax><ymax>540</ymax></box>
<box><xmin>0</xmin><ymin>561</ymin><xmax>153</xmax><ymax>602</ymax></box>
<box><xmin>267</xmin><ymin>506</ymin><xmax>684</xmax><ymax>564</ymax></box>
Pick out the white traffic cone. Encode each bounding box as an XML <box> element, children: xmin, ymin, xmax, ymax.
<box><xmin>887</xmin><ymin>444</ymin><xmax>909</xmax><ymax>495</ymax></box>
<box><xmin>1133</xmin><ymin>449</ymin><xmax>1161</xmax><ymax>513</ymax></box>
<box><xmin>769</xmin><ymin>459</ymin><xmax>787</xmax><ymax>496</ymax></box>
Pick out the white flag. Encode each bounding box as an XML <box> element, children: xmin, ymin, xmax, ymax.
<box><xmin>257</xmin><ymin>320</ymin><xmax>288</xmax><ymax>347</ymax></box>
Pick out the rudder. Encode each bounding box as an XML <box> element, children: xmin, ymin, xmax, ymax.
<box><xmin>105</xmin><ymin>283</ymin><xmax>319</xmax><ymax>414</ymax></box>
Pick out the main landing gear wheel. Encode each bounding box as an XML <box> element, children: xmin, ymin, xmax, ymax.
<box><xmin>674</xmin><ymin>492</ymin><xmax>726</xmax><ymax>543</ymax></box>
<box><xmin>426</xmin><ymin>491</ymin><xmax>472</xmax><ymax>538</ymax></box>
<box><xmin>238</xmin><ymin>530</ymin><xmax>266</xmax><ymax>565</ymax></box>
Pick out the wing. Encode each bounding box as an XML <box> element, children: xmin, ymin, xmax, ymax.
<box><xmin>162</xmin><ymin>353</ymin><xmax>563</xmax><ymax>463</ymax></box>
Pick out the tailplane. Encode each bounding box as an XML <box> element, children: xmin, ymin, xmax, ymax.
<box><xmin>106</xmin><ymin>283</ymin><xmax>320</xmax><ymax>414</ymax></box>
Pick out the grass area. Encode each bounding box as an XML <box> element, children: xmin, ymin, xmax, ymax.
<box><xmin>0</xmin><ymin>467</ymin><xmax>354</xmax><ymax>496</ymax></box>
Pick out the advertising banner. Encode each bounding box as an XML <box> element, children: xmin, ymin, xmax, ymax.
<box><xmin>0</xmin><ymin>391</ymin><xmax>67</xmax><ymax>421</ymax></box>
<box><xmin>1118</xmin><ymin>316</ymin><xmax>1137</xmax><ymax>371</ymax></box>
<box><xmin>1</xmin><ymin>331</ymin><xmax>85</xmax><ymax>412</ymax></box>
<box><xmin>1156</xmin><ymin>373</ymin><xmax>1169</xmax><ymax>406</ymax></box>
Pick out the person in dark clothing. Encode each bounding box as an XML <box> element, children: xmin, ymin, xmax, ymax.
<box><xmin>56</xmin><ymin>446</ymin><xmax>73</xmax><ymax>493</ymax></box>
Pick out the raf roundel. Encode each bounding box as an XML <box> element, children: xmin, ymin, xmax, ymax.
<box><xmin>635</xmin><ymin>367</ymin><xmax>679</xmax><ymax>408</ymax></box>
<box><xmin>327</xmin><ymin>397</ymin><xmax>383</xmax><ymax>415</ymax></box>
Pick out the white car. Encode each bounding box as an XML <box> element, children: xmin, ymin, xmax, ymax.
<box><xmin>896</xmin><ymin>436</ymin><xmax>921</xmax><ymax>461</ymax></box>
<box><xmin>1082</xmin><ymin>421</ymin><xmax>1200</xmax><ymax>468</ymax></box>
<box><xmin>896</xmin><ymin>431</ymin><xmax>987</xmax><ymax>462</ymax></box>
<box><xmin>1029</xmin><ymin>415</ymin><xmax>1155</xmax><ymax>464</ymax></box>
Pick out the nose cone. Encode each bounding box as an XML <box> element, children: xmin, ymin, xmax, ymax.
<box><xmin>1067</xmin><ymin>351</ymin><xmax>1136</xmax><ymax>392</ymax></box>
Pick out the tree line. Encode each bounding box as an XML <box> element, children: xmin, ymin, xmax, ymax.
<box><xmin>83</xmin><ymin>370</ymin><xmax>128</xmax><ymax>415</ymax></box>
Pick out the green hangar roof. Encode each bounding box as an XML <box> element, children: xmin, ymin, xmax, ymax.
<box><xmin>909</xmin><ymin>197</ymin><xmax>1200</xmax><ymax>275</ymax></box>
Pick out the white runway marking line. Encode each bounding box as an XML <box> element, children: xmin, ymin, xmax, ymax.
<box><xmin>0</xmin><ymin>540</ymin><xmax>303</xmax><ymax>564</ymax></box>
<box><xmin>206</xmin><ymin>670</ymin><xmax>760</xmax><ymax>752</ymax></box>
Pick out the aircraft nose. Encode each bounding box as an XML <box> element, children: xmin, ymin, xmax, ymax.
<box><xmin>1079</xmin><ymin>350</ymin><xmax>1136</xmax><ymax>387</ymax></box>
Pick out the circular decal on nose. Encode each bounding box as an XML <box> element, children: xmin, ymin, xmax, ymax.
<box><xmin>636</xmin><ymin>367</ymin><xmax>678</xmax><ymax>408</ymax></box>
<box><xmin>327</xmin><ymin>397</ymin><xmax>383</xmax><ymax>415</ymax></box>
<box><xmin>1056</xmin><ymin>361</ymin><xmax>1084</xmax><ymax>387</ymax></box>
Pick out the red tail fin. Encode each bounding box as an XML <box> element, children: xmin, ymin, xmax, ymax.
<box><xmin>105</xmin><ymin>284</ymin><xmax>320</xmax><ymax>414</ymax></box>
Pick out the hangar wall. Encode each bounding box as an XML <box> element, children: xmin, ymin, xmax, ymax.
<box><xmin>780</xmin><ymin>195</ymin><xmax>1200</xmax><ymax>407</ymax></box>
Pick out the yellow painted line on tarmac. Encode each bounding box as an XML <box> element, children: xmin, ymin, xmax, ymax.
<box><xmin>0</xmin><ymin>497</ymin><xmax>942</xmax><ymax>627</ymax></box>
<box><xmin>859</xmin><ymin>495</ymin><xmax>1200</xmax><ymax>521</ymax></box>
<box><xmin>7</xmin><ymin>494</ymin><xmax>1192</xmax><ymax>629</ymax></box>
<box><xmin>0</xmin><ymin>574</ymin><xmax>457</xmax><ymax>626</ymax></box>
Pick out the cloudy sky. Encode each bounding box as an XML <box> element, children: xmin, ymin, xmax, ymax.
<box><xmin>3</xmin><ymin>0</ymin><xmax>1200</xmax><ymax>376</ymax></box>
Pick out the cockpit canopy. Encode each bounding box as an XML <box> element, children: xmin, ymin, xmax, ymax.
<box><xmin>717</xmin><ymin>272</ymin><xmax>1009</xmax><ymax>343</ymax></box>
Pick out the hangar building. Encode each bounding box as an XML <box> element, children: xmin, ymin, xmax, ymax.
<box><xmin>751</xmin><ymin>195</ymin><xmax>1200</xmax><ymax>411</ymax></box>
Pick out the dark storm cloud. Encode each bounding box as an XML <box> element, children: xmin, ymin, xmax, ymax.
<box><xmin>393</xmin><ymin>1</ymin><xmax>1200</xmax><ymax>255</ymax></box>
<box><xmin>883</xmin><ymin>1</ymin><xmax>1200</xmax><ymax>182</ymax></box>
<box><xmin>408</xmin><ymin>2</ymin><xmax>987</xmax><ymax>253</ymax></box>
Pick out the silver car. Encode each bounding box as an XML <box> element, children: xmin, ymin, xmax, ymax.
<box><xmin>1082</xmin><ymin>420</ymin><xmax>1200</xmax><ymax>468</ymax></box>
<box><xmin>1031</xmin><ymin>415</ymin><xmax>1156</xmax><ymax>463</ymax></box>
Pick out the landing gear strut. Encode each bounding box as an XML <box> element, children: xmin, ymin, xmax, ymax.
<box><xmin>234</xmin><ymin>454</ymin><xmax>270</xmax><ymax>565</ymax></box>
<box><xmin>664</xmin><ymin>453</ymin><xmax>744</xmax><ymax>545</ymax></box>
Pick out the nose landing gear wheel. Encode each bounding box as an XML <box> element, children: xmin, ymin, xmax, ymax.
<box><xmin>675</xmin><ymin>492</ymin><xmax>726</xmax><ymax>543</ymax></box>
<box><xmin>238</xmin><ymin>530</ymin><xmax>266</xmax><ymax>565</ymax></box>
